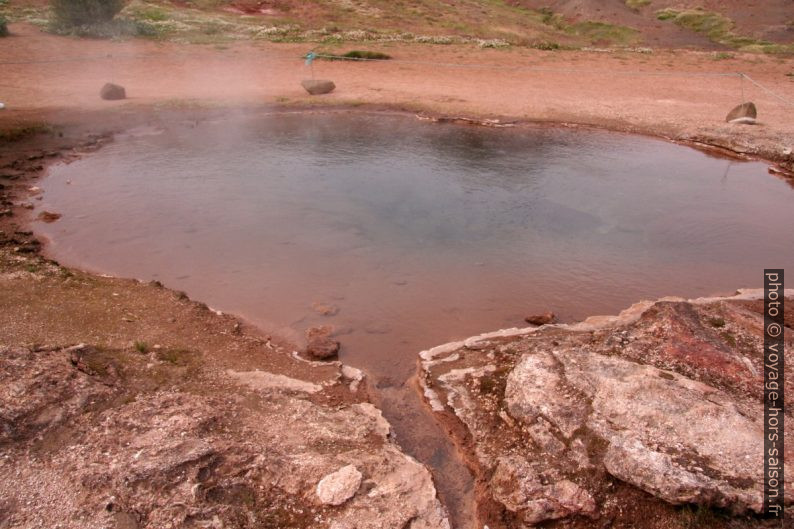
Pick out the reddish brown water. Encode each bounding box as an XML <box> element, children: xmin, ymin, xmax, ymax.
<box><xmin>37</xmin><ymin>111</ymin><xmax>794</xmax><ymax>527</ymax></box>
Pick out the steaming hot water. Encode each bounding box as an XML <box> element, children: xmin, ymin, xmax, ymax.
<box><xmin>37</xmin><ymin>111</ymin><xmax>794</xmax><ymax>526</ymax></box>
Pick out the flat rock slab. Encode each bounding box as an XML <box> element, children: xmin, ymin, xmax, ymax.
<box><xmin>226</xmin><ymin>369</ymin><xmax>322</xmax><ymax>393</ymax></box>
<box><xmin>302</xmin><ymin>79</ymin><xmax>336</xmax><ymax>95</ymax></box>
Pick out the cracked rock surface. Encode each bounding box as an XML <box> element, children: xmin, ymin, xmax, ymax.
<box><xmin>0</xmin><ymin>343</ymin><xmax>449</xmax><ymax>529</ymax></box>
<box><xmin>421</xmin><ymin>290</ymin><xmax>794</xmax><ymax>528</ymax></box>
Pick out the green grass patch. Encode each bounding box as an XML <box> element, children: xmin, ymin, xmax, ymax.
<box><xmin>0</xmin><ymin>15</ymin><xmax>8</xmax><ymax>36</ymax></box>
<box><xmin>51</xmin><ymin>0</ymin><xmax>125</xmax><ymax>27</ymax></box>
<box><xmin>655</xmin><ymin>9</ymin><xmax>677</xmax><ymax>21</ymax></box>
<box><xmin>0</xmin><ymin>0</ymin><xmax>52</xmax><ymax>30</ymax></box>
<box><xmin>532</xmin><ymin>40</ymin><xmax>559</xmax><ymax>50</ymax></box>
<box><xmin>134</xmin><ymin>340</ymin><xmax>150</xmax><ymax>353</ymax></box>
<box><xmin>707</xmin><ymin>317</ymin><xmax>726</xmax><ymax>328</ymax></box>
<box><xmin>182</xmin><ymin>0</ymin><xmax>225</xmax><ymax>8</ymax></box>
<box><xmin>135</xmin><ymin>6</ymin><xmax>168</xmax><ymax>22</ymax></box>
<box><xmin>720</xmin><ymin>331</ymin><xmax>737</xmax><ymax>347</ymax></box>
<box><xmin>49</xmin><ymin>18</ymin><xmax>156</xmax><ymax>38</ymax></box>
<box><xmin>656</xmin><ymin>8</ymin><xmax>794</xmax><ymax>54</ymax></box>
<box><xmin>526</xmin><ymin>40</ymin><xmax>574</xmax><ymax>51</ymax></box>
<box><xmin>625</xmin><ymin>0</ymin><xmax>651</xmax><ymax>11</ymax></box>
<box><xmin>740</xmin><ymin>42</ymin><xmax>794</xmax><ymax>55</ymax></box>
<box><xmin>537</xmin><ymin>7</ymin><xmax>638</xmax><ymax>46</ymax></box>
<box><xmin>537</xmin><ymin>7</ymin><xmax>565</xmax><ymax>30</ymax></box>
<box><xmin>0</xmin><ymin>0</ymin><xmax>638</xmax><ymax>50</ymax></box>
<box><xmin>156</xmin><ymin>348</ymin><xmax>194</xmax><ymax>366</ymax></box>
<box><xmin>571</xmin><ymin>20</ymin><xmax>639</xmax><ymax>45</ymax></box>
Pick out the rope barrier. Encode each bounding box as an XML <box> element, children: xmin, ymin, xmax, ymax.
<box><xmin>1</xmin><ymin>48</ymin><xmax>792</xmax><ymax>108</ymax></box>
<box><xmin>0</xmin><ymin>49</ymin><xmax>741</xmax><ymax>78</ymax></box>
<box><xmin>306</xmin><ymin>53</ymin><xmax>793</xmax><ymax>108</ymax></box>
<box><xmin>308</xmin><ymin>52</ymin><xmax>743</xmax><ymax>78</ymax></box>
<box><xmin>741</xmin><ymin>73</ymin><xmax>794</xmax><ymax>108</ymax></box>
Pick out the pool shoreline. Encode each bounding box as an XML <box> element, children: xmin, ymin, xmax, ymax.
<box><xmin>1</xmin><ymin>104</ymin><xmax>792</xmax><ymax>529</ymax></box>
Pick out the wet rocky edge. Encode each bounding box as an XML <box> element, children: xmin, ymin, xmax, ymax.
<box><xmin>420</xmin><ymin>291</ymin><xmax>794</xmax><ymax>528</ymax></box>
<box><xmin>0</xmin><ymin>119</ymin><xmax>449</xmax><ymax>529</ymax></box>
<box><xmin>675</xmin><ymin>127</ymin><xmax>794</xmax><ymax>182</ymax></box>
<box><xmin>419</xmin><ymin>109</ymin><xmax>794</xmax><ymax>184</ymax></box>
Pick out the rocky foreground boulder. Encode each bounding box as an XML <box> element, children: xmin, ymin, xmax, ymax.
<box><xmin>421</xmin><ymin>289</ymin><xmax>793</xmax><ymax>528</ymax></box>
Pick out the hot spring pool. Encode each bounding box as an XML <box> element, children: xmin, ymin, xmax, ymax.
<box><xmin>36</xmin><ymin>111</ymin><xmax>794</xmax><ymax>525</ymax></box>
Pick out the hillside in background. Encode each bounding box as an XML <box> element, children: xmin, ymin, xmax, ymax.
<box><xmin>513</xmin><ymin>0</ymin><xmax>793</xmax><ymax>48</ymax></box>
<box><xmin>1</xmin><ymin>0</ymin><xmax>792</xmax><ymax>51</ymax></box>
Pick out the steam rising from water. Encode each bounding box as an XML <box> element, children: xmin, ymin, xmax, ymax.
<box><xmin>37</xmin><ymin>112</ymin><xmax>794</xmax><ymax>528</ymax></box>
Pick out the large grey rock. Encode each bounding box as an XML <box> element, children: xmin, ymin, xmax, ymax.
<box><xmin>506</xmin><ymin>348</ymin><xmax>767</xmax><ymax>512</ymax></box>
<box><xmin>316</xmin><ymin>464</ymin><xmax>362</xmax><ymax>505</ymax></box>
<box><xmin>100</xmin><ymin>83</ymin><xmax>126</xmax><ymax>100</ymax></box>
<box><xmin>302</xmin><ymin>79</ymin><xmax>336</xmax><ymax>95</ymax></box>
<box><xmin>726</xmin><ymin>101</ymin><xmax>756</xmax><ymax>124</ymax></box>
<box><xmin>501</xmin><ymin>312</ymin><xmax>787</xmax><ymax>514</ymax></box>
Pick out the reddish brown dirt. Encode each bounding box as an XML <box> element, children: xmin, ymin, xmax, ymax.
<box><xmin>1</xmin><ymin>22</ymin><xmax>793</xmax><ymax>147</ymax></box>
